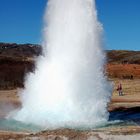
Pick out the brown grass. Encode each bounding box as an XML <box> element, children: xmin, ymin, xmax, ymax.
<box><xmin>107</xmin><ymin>64</ymin><xmax>140</xmax><ymax>78</ymax></box>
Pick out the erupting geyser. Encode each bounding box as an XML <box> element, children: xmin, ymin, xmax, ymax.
<box><xmin>9</xmin><ymin>0</ymin><xmax>112</xmax><ymax>129</ymax></box>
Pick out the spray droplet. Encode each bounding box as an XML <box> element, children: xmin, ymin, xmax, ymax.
<box><xmin>9</xmin><ymin>0</ymin><xmax>112</xmax><ymax>129</ymax></box>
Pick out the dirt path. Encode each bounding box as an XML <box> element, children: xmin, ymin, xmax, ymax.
<box><xmin>0</xmin><ymin>79</ymin><xmax>140</xmax><ymax>117</ymax></box>
<box><xmin>109</xmin><ymin>79</ymin><xmax>140</xmax><ymax>111</ymax></box>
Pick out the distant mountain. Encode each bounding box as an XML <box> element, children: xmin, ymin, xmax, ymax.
<box><xmin>0</xmin><ymin>42</ymin><xmax>42</xmax><ymax>57</ymax></box>
<box><xmin>0</xmin><ymin>42</ymin><xmax>139</xmax><ymax>89</ymax></box>
<box><xmin>107</xmin><ymin>50</ymin><xmax>140</xmax><ymax>64</ymax></box>
<box><xmin>0</xmin><ymin>42</ymin><xmax>139</xmax><ymax>64</ymax></box>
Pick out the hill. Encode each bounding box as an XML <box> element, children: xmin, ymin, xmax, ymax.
<box><xmin>0</xmin><ymin>42</ymin><xmax>139</xmax><ymax>89</ymax></box>
<box><xmin>0</xmin><ymin>42</ymin><xmax>41</xmax><ymax>57</ymax></box>
<box><xmin>107</xmin><ymin>50</ymin><xmax>140</xmax><ymax>64</ymax></box>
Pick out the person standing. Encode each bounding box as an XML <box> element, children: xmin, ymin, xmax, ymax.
<box><xmin>117</xmin><ymin>83</ymin><xmax>123</xmax><ymax>96</ymax></box>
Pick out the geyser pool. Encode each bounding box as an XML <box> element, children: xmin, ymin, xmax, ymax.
<box><xmin>9</xmin><ymin>0</ymin><xmax>112</xmax><ymax>129</ymax></box>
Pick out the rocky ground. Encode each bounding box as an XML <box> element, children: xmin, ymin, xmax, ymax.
<box><xmin>0</xmin><ymin>78</ymin><xmax>140</xmax><ymax>139</ymax></box>
<box><xmin>0</xmin><ymin>126</ymin><xmax>140</xmax><ymax>140</ymax></box>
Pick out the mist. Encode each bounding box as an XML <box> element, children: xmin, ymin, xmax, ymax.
<box><xmin>9</xmin><ymin>0</ymin><xmax>112</xmax><ymax>129</ymax></box>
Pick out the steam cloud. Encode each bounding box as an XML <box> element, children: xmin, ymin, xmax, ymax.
<box><xmin>9</xmin><ymin>0</ymin><xmax>112</xmax><ymax>129</ymax></box>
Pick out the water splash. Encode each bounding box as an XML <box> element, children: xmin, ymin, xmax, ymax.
<box><xmin>9</xmin><ymin>0</ymin><xmax>112</xmax><ymax>129</ymax></box>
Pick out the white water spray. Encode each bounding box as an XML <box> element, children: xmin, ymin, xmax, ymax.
<box><xmin>10</xmin><ymin>0</ymin><xmax>112</xmax><ymax>129</ymax></box>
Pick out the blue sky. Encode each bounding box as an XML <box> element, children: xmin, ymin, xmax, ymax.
<box><xmin>0</xmin><ymin>0</ymin><xmax>139</xmax><ymax>50</ymax></box>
